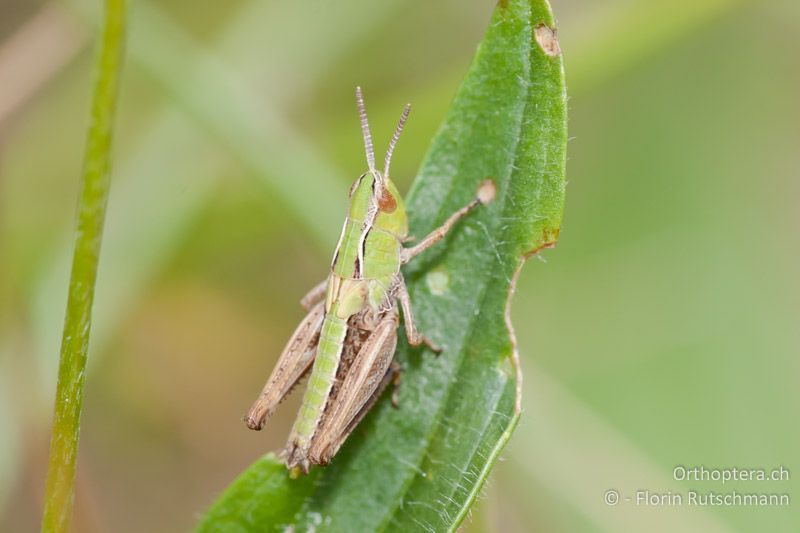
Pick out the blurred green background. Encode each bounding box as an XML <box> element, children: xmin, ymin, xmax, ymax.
<box><xmin>1</xmin><ymin>0</ymin><xmax>798</xmax><ymax>531</ymax></box>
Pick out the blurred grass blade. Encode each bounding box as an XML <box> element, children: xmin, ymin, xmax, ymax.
<box><xmin>199</xmin><ymin>0</ymin><xmax>566</xmax><ymax>530</ymax></box>
<box><xmin>40</xmin><ymin>1</ymin><xmax>126</xmax><ymax>531</ymax></box>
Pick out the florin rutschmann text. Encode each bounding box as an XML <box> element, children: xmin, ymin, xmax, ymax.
<box><xmin>603</xmin><ymin>465</ymin><xmax>791</xmax><ymax>508</ymax></box>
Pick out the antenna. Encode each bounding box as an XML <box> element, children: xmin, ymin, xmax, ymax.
<box><xmin>384</xmin><ymin>103</ymin><xmax>411</xmax><ymax>178</ymax></box>
<box><xmin>355</xmin><ymin>87</ymin><xmax>376</xmax><ymax>173</ymax></box>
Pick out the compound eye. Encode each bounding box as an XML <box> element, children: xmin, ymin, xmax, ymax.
<box><xmin>378</xmin><ymin>188</ymin><xmax>397</xmax><ymax>213</ymax></box>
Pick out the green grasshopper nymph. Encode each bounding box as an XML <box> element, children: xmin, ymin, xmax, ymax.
<box><xmin>245</xmin><ymin>87</ymin><xmax>495</xmax><ymax>475</ymax></box>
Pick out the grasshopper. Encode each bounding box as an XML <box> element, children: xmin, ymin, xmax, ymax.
<box><xmin>245</xmin><ymin>87</ymin><xmax>495</xmax><ymax>474</ymax></box>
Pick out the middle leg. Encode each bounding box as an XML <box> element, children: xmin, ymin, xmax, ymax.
<box><xmin>394</xmin><ymin>275</ymin><xmax>441</xmax><ymax>353</ymax></box>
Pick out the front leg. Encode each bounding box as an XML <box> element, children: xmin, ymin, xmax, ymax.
<box><xmin>400</xmin><ymin>179</ymin><xmax>495</xmax><ymax>263</ymax></box>
<box><xmin>299</xmin><ymin>279</ymin><xmax>327</xmax><ymax>310</ymax></box>
<box><xmin>395</xmin><ymin>276</ymin><xmax>441</xmax><ymax>353</ymax></box>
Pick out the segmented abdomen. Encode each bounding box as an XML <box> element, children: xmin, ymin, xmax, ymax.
<box><xmin>289</xmin><ymin>311</ymin><xmax>348</xmax><ymax>447</ymax></box>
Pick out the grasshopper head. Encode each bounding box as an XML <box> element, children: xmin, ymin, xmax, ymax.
<box><xmin>350</xmin><ymin>87</ymin><xmax>409</xmax><ymax>238</ymax></box>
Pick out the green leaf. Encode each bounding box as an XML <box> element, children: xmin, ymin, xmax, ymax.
<box><xmin>198</xmin><ymin>0</ymin><xmax>566</xmax><ymax>530</ymax></box>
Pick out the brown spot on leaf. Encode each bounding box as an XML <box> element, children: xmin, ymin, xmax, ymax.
<box><xmin>476</xmin><ymin>179</ymin><xmax>497</xmax><ymax>205</ymax></box>
<box><xmin>534</xmin><ymin>24</ymin><xmax>561</xmax><ymax>57</ymax></box>
<box><xmin>523</xmin><ymin>229</ymin><xmax>560</xmax><ymax>259</ymax></box>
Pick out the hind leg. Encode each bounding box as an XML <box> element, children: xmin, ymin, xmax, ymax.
<box><xmin>244</xmin><ymin>302</ymin><xmax>325</xmax><ymax>430</ymax></box>
<box><xmin>307</xmin><ymin>311</ymin><xmax>400</xmax><ymax>465</ymax></box>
